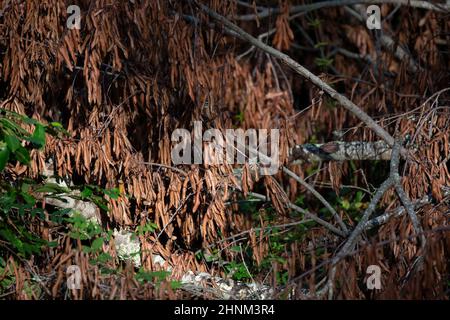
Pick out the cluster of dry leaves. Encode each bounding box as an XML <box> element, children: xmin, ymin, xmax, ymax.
<box><xmin>0</xmin><ymin>0</ymin><xmax>449</xmax><ymax>299</ymax></box>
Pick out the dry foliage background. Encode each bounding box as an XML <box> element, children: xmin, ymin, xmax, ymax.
<box><xmin>0</xmin><ymin>0</ymin><xmax>449</xmax><ymax>299</ymax></box>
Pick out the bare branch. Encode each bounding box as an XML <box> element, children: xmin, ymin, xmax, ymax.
<box><xmin>196</xmin><ymin>2</ymin><xmax>397</xmax><ymax>148</ymax></box>
<box><xmin>235</xmin><ymin>0</ymin><xmax>450</xmax><ymax>21</ymax></box>
<box><xmin>198</xmin><ymin>217</ymin><xmax>314</xmax><ymax>254</ymax></box>
<box><xmin>393</xmin><ymin>176</ymin><xmax>427</xmax><ymax>251</ymax></box>
<box><xmin>364</xmin><ymin>195</ymin><xmax>430</xmax><ymax>229</ymax></box>
<box><xmin>326</xmin><ymin>139</ymin><xmax>402</xmax><ymax>298</ymax></box>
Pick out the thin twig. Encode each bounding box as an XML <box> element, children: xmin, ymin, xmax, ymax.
<box><xmin>198</xmin><ymin>217</ymin><xmax>314</xmax><ymax>254</ymax></box>
<box><xmin>140</xmin><ymin>161</ymin><xmax>188</xmax><ymax>176</ymax></box>
<box><xmin>364</xmin><ymin>195</ymin><xmax>430</xmax><ymax>229</ymax></box>
<box><xmin>246</xmin><ymin>191</ymin><xmax>346</xmax><ymax>237</ymax></box>
<box><xmin>394</xmin><ymin>181</ymin><xmax>427</xmax><ymax>250</ymax></box>
<box><xmin>282</xmin><ymin>166</ymin><xmax>348</xmax><ymax>233</ymax></box>
<box><xmin>152</xmin><ymin>193</ymin><xmax>193</xmax><ymax>246</ymax></box>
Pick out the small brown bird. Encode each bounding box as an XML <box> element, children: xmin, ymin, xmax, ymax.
<box><xmin>303</xmin><ymin>142</ymin><xmax>339</xmax><ymax>161</ymax></box>
<box><xmin>320</xmin><ymin>141</ymin><xmax>340</xmax><ymax>154</ymax></box>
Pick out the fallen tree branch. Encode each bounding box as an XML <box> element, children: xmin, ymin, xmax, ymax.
<box><xmin>235</xmin><ymin>0</ymin><xmax>450</xmax><ymax>21</ymax></box>
<box><xmin>324</xmin><ymin>138</ymin><xmax>425</xmax><ymax>299</ymax></box>
<box><xmin>394</xmin><ymin>176</ymin><xmax>427</xmax><ymax>250</ymax></box>
<box><xmin>364</xmin><ymin>195</ymin><xmax>430</xmax><ymax>229</ymax></box>
<box><xmin>326</xmin><ymin>139</ymin><xmax>401</xmax><ymax>298</ymax></box>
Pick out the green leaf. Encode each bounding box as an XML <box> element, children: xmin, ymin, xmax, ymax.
<box><xmin>46</xmin><ymin>122</ymin><xmax>70</xmax><ymax>138</ymax></box>
<box><xmin>29</xmin><ymin>124</ymin><xmax>46</xmax><ymax>149</ymax></box>
<box><xmin>314</xmin><ymin>41</ymin><xmax>329</xmax><ymax>48</ymax></box>
<box><xmin>20</xmin><ymin>116</ymin><xmax>39</xmax><ymax>126</ymax></box>
<box><xmin>136</xmin><ymin>222</ymin><xmax>158</xmax><ymax>235</ymax></box>
<box><xmin>5</xmin><ymin>134</ymin><xmax>21</xmax><ymax>152</ymax></box>
<box><xmin>355</xmin><ymin>191</ymin><xmax>364</xmax><ymax>203</ymax></box>
<box><xmin>0</xmin><ymin>118</ymin><xmax>28</xmax><ymax>136</ymax></box>
<box><xmin>204</xmin><ymin>253</ymin><xmax>219</xmax><ymax>262</ymax></box>
<box><xmin>0</xmin><ymin>142</ymin><xmax>10</xmax><ymax>171</ymax></box>
<box><xmin>104</xmin><ymin>188</ymin><xmax>120</xmax><ymax>200</ymax></box>
<box><xmin>234</xmin><ymin>111</ymin><xmax>245</xmax><ymax>124</ymax></box>
<box><xmin>14</xmin><ymin>146</ymin><xmax>30</xmax><ymax>165</ymax></box>
<box><xmin>295</xmin><ymin>195</ymin><xmax>305</xmax><ymax>206</ymax></box>
<box><xmin>97</xmin><ymin>252</ymin><xmax>112</xmax><ymax>263</ymax></box>
<box><xmin>50</xmin><ymin>122</ymin><xmax>63</xmax><ymax>128</ymax></box>
<box><xmin>31</xmin><ymin>207</ymin><xmax>45</xmax><ymax>219</ymax></box>
<box><xmin>135</xmin><ymin>270</ymin><xmax>171</xmax><ymax>284</ymax></box>
<box><xmin>230</xmin><ymin>245</ymin><xmax>242</xmax><ymax>253</ymax></box>
<box><xmin>308</xmin><ymin>19</ymin><xmax>321</xmax><ymax>28</ymax></box>
<box><xmin>34</xmin><ymin>182</ymin><xmax>70</xmax><ymax>193</ymax></box>
<box><xmin>50</xmin><ymin>208</ymin><xmax>72</xmax><ymax>223</ymax></box>
<box><xmin>170</xmin><ymin>280</ymin><xmax>182</xmax><ymax>290</ymax></box>
<box><xmin>21</xmin><ymin>183</ymin><xmax>31</xmax><ymax>193</ymax></box>
<box><xmin>341</xmin><ymin>199</ymin><xmax>350</xmax><ymax>210</ymax></box>
<box><xmin>99</xmin><ymin>267</ymin><xmax>116</xmax><ymax>275</ymax></box>
<box><xmin>314</xmin><ymin>57</ymin><xmax>334</xmax><ymax>69</ymax></box>
<box><xmin>80</xmin><ymin>187</ymin><xmax>93</xmax><ymax>199</ymax></box>
<box><xmin>17</xmin><ymin>203</ymin><xmax>33</xmax><ymax>216</ymax></box>
<box><xmin>20</xmin><ymin>192</ymin><xmax>36</xmax><ymax>206</ymax></box>
<box><xmin>90</xmin><ymin>195</ymin><xmax>109</xmax><ymax>211</ymax></box>
<box><xmin>91</xmin><ymin>237</ymin><xmax>104</xmax><ymax>251</ymax></box>
<box><xmin>47</xmin><ymin>241</ymin><xmax>58</xmax><ymax>248</ymax></box>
